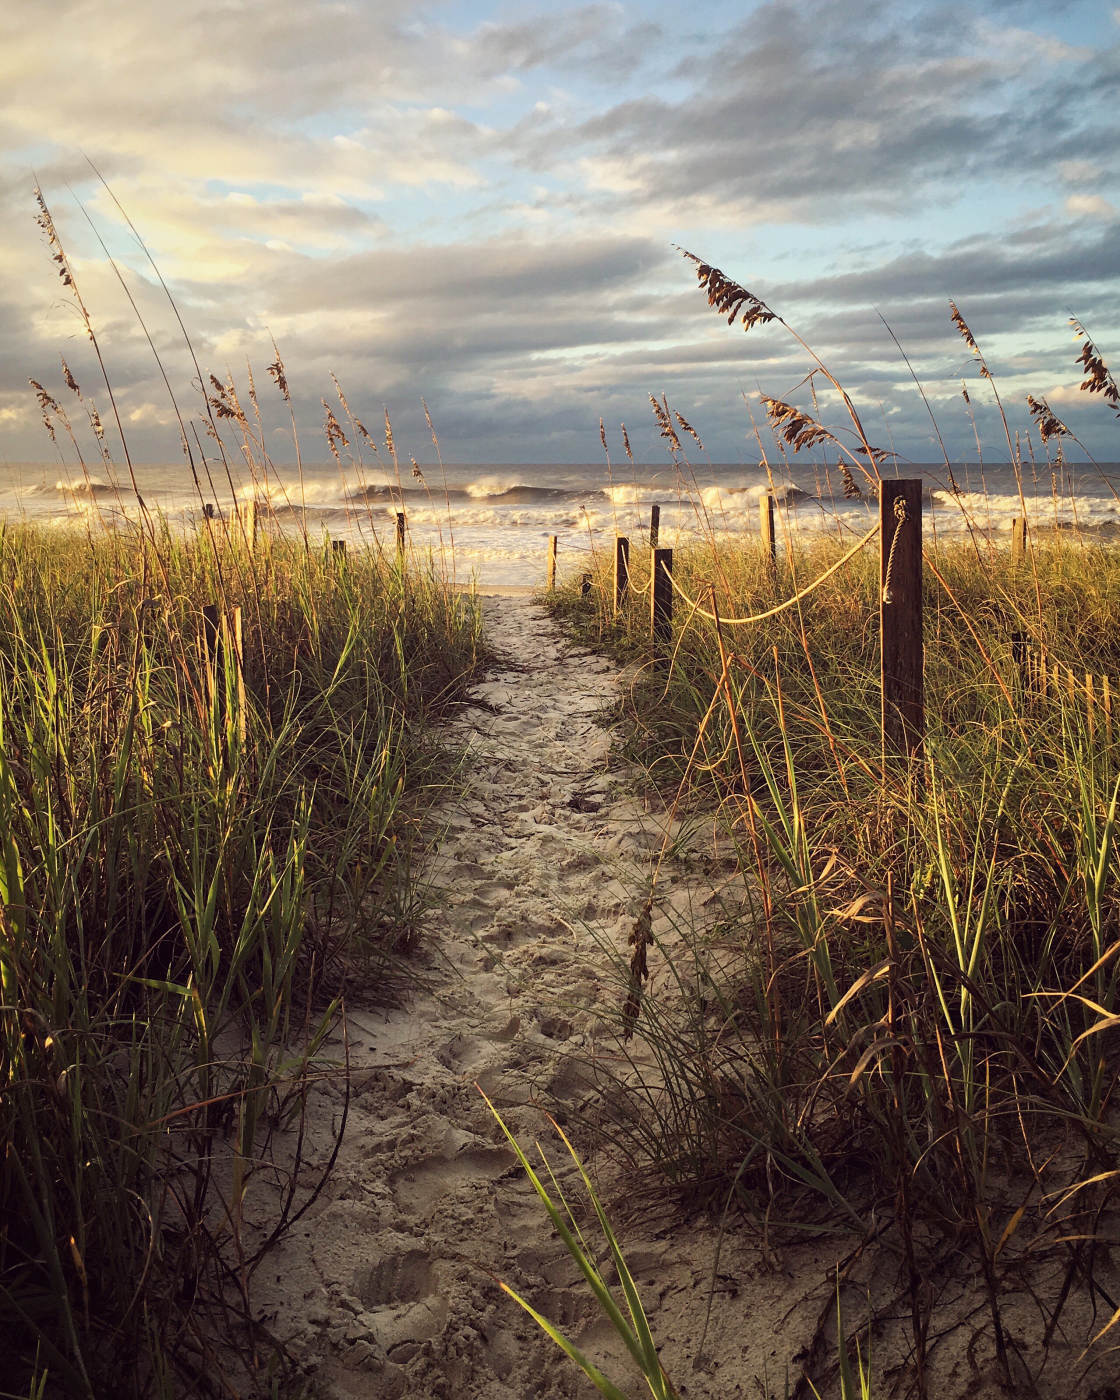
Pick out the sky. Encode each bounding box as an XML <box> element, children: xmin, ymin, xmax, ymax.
<box><xmin>2</xmin><ymin>0</ymin><xmax>1119</xmax><ymax>471</ymax></box>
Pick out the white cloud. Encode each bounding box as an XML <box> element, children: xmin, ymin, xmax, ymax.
<box><xmin>1065</xmin><ymin>193</ymin><xmax>1117</xmax><ymax>219</ymax></box>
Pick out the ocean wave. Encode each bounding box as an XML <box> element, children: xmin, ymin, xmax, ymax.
<box><xmin>55</xmin><ymin>475</ymin><xmax>115</xmax><ymax>496</ymax></box>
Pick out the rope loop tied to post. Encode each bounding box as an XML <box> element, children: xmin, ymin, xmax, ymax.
<box><xmin>660</xmin><ymin>521</ymin><xmax>880</xmax><ymax>628</ymax></box>
<box><xmin>882</xmin><ymin>495</ymin><xmax>909</xmax><ymax>605</ymax></box>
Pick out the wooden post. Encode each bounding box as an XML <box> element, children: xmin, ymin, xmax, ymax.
<box><xmin>236</xmin><ymin>499</ymin><xmax>257</xmax><ymax>552</ymax></box>
<box><xmin>331</xmin><ymin>538</ymin><xmax>347</xmax><ymax>559</ymax></box>
<box><xmin>580</xmin><ymin>572</ymin><xmax>592</xmax><ymax>597</ymax></box>
<box><xmin>880</xmin><ymin>480</ymin><xmax>924</xmax><ymax>765</ymax></box>
<box><xmin>547</xmin><ymin>535</ymin><xmax>558</xmax><ymax>591</ymax></box>
<box><xmin>1011</xmin><ymin>631</ymin><xmax>1029</xmax><ymax>698</ymax></box>
<box><xmin>614</xmin><ymin>536</ymin><xmax>630</xmax><ymax>612</ymax></box>
<box><xmin>396</xmin><ymin>511</ymin><xmax>406</xmax><ymax>562</ymax></box>
<box><xmin>1011</xmin><ymin>516</ymin><xmax>1027</xmax><ymax>564</ymax></box>
<box><xmin>202</xmin><ymin>603</ymin><xmax>221</xmax><ymax>714</ymax></box>
<box><xmin>760</xmin><ymin>492</ymin><xmax>776</xmax><ymax>570</ymax></box>
<box><xmin>649</xmin><ymin>503</ymin><xmax>660</xmax><ymax>550</ymax></box>
<box><xmin>229</xmin><ymin>605</ymin><xmax>247</xmax><ymax>745</ymax></box>
<box><xmin>651</xmin><ymin>548</ymin><xmax>673</xmax><ymax>661</ymax></box>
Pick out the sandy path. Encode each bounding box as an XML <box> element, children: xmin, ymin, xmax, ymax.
<box><xmin>249</xmin><ymin>596</ymin><xmax>1115</xmax><ymax>1400</ymax></box>
<box><xmin>255</xmin><ymin>595</ymin><xmax>685</xmax><ymax>1399</ymax></box>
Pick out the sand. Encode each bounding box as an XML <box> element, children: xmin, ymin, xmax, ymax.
<box><xmin>247</xmin><ymin>596</ymin><xmax>1100</xmax><ymax>1400</ymax></box>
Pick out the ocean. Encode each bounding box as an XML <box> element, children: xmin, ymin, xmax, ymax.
<box><xmin>3</xmin><ymin>457</ymin><xmax>1118</xmax><ymax>587</ymax></box>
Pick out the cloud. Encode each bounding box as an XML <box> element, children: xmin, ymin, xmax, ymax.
<box><xmin>1</xmin><ymin>0</ymin><xmax>1118</xmax><ymax>466</ymax></box>
<box><xmin>1065</xmin><ymin>193</ymin><xmax>1118</xmax><ymax>219</ymax></box>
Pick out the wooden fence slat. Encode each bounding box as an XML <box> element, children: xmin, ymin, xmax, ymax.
<box><xmin>649</xmin><ymin>503</ymin><xmax>660</xmax><ymax>550</ymax></box>
<box><xmin>547</xmin><ymin>535</ymin><xmax>558</xmax><ymax>591</ymax></box>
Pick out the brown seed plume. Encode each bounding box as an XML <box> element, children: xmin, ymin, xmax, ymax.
<box><xmin>650</xmin><ymin>394</ymin><xmax>682</xmax><ymax>452</ymax></box>
<box><xmin>621</xmin><ymin>422</ymin><xmax>633</xmax><ymax>462</ymax></box>
<box><xmin>949</xmin><ymin>301</ymin><xmax>992</xmax><ymax>380</ymax></box>
<box><xmin>677</xmin><ymin>247</ymin><xmax>776</xmax><ymax>332</ymax></box>
<box><xmin>1071</xmin><ymin>318</ymin><xmax>1120</xmax><ymax>415</ymax></box>
<box><xmin>762</xmin><ymin>396</ymin><xmax>834</xmax><ymax>453</ymax></box>
<box><xmin>1026</xmin><ymin>394</ymin><xmax>1070</xmax><ymax>443</ymax></box>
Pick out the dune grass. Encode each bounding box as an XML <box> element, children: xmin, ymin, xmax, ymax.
<box><xmin>0</xmin><ymin>519</ymin><xmax>482</xmax><ymax>1398</ymax></box>
<box><xmin>542</xmin><ymin>517</ymin><xmax>1120</xmax><ymax>1393</ymax></box>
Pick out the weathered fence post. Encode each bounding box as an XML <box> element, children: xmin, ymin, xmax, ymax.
<box><xmin>649</xmin><ymin>503</ymin><xmax>660</xmax><ymax>550</ymax></box>
<box><xmin>1011</xmin><ymin>516</ymin><xmax>1027</xmax><ymax>564</ymax></box>
<box><xmin>651</xmin><ymin>547</ymin><xmax>673</xmax><ymax>662</ymax></box>
<box><xmin>760</xmin><ymin>492</ymin><xmax>776</xmax><ymax>570</ymax></box>
<box><xmin>229</xmin><ymin>604</ymin><xmax>247</xmax><ymax>745</ymax></box>
<box><xmin>331</xmin><ymin>538</ymin><xmax>347</xmax><ymax>559</ymax></box>
<box><xmin>880</xmin><ymin>480</ymin><xmax>924</xmax><ymax>766</ymax></box>
<box><xmin>396</xmin><ymin>512</ymin><xmax>406</xmax><ymax>562</ymax></box>
<box><xmin>547</xmin><ymin>535</ymin><xmax>558</xmax><ymax>591</ymax></box>
<box><xmin>580</xmin><ymin>571</ymin><xmax>592</xmax><ymax>597</ymax></box>
<box><xmin>614</xmin><ymin>536</ymin><xmax>630</xmax><ymax>612</ymax></box>
<box><xmin>202</xmin><ymin>603</ymin><xmax>221</xmax><ymax>714</ymax></box>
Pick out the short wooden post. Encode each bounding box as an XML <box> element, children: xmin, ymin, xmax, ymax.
<box><xmin>651</xmin><ymin>548</ymin><xmax>673</xmax><ymax>661</ymax></box>
<box><xmin>1011</xmin><ymin>631</ymin><xmax>1029</xmax><ymax>698</ymax></box>
<box><xmin>580</xmin><ymin>571</ymin><xmax>592</xmax><ymax>597</ymax></box>
<box><xmin>614</xmin><ymin>536</ymin><xmax>630</xmax><ymax>612</ymax></box>
<box><xmin>760</xmin><ymin>492</ymin><xmax>776</xmax><ymax>569</ymax></box>
<box><xmin>203</xmin><ymin>502</ymin><xmax>216</xmax><ymax>521</ymax></box>
<box><xmin>547</xmin><ymin>535</ymin><xmax>558</xmax><ymax>591</ymax></box>
<box><xmin>1011</xmin><ymin>517</ymin><xmax>1027</xmax><ymax>564</ymax></box>
<box><xmin>396</xmin><ymin>511</ymin><xmax>406</xmax><ymax>562</ymax></box>
<box><xmin>236</xmin><ymin>499</ymin><xmax>258</xmax><ymax>551</ymax></box>
<box><xmin>880</xmin><ymin>480</ymin><xmax>924</xmax><ymax>765</ymax></box>
<box><xmin>331</xmin><ymin>538</ymin><xmax>347</xmax><ymax>558</ymax></box>
<box><xmin>649</xmin><ymin>503</ymin><xmax>660</xmax><ymax>550</ymax></box>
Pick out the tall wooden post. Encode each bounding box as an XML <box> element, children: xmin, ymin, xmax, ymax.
<box><xmin>547</xmin><ymin>535</ymin><xmax>558</xmax><ymax>591</ymax></box>
<box><xmin>396</xmin><ymin>512</ymin><xmax>406</xmax><ymax>562</ymax></box>
<box><xmin>202</xmin><ymin>603</ymin><xmax>221</xmax><ymax>714</ymax></box>
<box><xmin>651</xmin><ymin>548</ymin><xmax>673</xmax><ymax>661</ymax></box>
<box><xmin>649</xmin><ymin>503</ymin><xmax>660</xmax><ymax>550</ymax></box>
<box><xmin>229</xmin><ymin>605</ymin><xmax>247</xmax><ymax>745</ymax></box>
<box><xmin>1011</xmin><ymin>516</ymin><xmax>1027</xmax><ymax>564</ymax></box>
<box><xmin>880</xmin><ymin>480</ymin><xmax>924</xmax><ymax>765</ymax></box>
<box><xmin>760</xmin><ymin>492</ymin><xmax>776</xmax><ymax>569</ymax></box>
<box><xmin>614</xmin><ymin>536</ymin><xmax>630</xmax><ymax>612</ymax></box>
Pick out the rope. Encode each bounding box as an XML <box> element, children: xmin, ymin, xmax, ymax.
<box><xmin>659</xmin><ymin>521</ymin><xmax>880</xmax><ymax>627</ymax></box>
<box><xmin>881</xmin><ymin>496</ymin><xmax>908</xmax><ymax>604</ymax></box>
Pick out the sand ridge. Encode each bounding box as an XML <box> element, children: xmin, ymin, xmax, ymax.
<box><xmin>252</xmin><ymin>594</ymin><xmax>680</xmax><ymax>1398</ymax></box>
